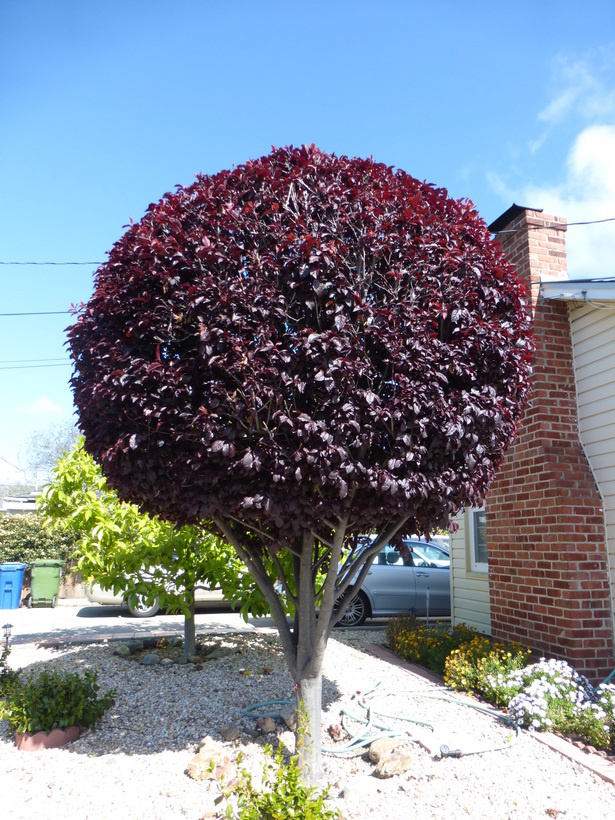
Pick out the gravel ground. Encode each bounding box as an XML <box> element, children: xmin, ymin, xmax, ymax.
<box><xmin>2</xmin><ymin>629</ymin><xmax>615</xmax><ymax>819</ymax></box>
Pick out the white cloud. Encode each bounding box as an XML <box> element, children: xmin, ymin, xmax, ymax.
<box><xmin>519</xmin><ymin>125</ymin><xmax>615</xmax><ymax>279</ymax></box>
<box><xmin>538</xmin><ymin>52</ymin><xmax>615</xmax><ymax>125</ymax></box>
<box><xmin>22</xmin><ymin>397</ymin><xmax>64</xmax><ymax>417</ymax></box>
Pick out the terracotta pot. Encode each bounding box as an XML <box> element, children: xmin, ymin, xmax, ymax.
<box><xmin>15</xmin><ymin>725</ymin><xmax>82</xmax><ymax>751</ymax></box>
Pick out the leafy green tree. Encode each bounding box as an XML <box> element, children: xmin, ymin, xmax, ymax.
<box><xmin>38</xmin><ymin>440</ymin><xmax>272</xmax><ymax>656</ymax></box>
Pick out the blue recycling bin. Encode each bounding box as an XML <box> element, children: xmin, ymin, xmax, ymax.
<box><xmin>0</xmin><ymin>562</ymin><xmax>27</xmax><ymax>609</ymax></box>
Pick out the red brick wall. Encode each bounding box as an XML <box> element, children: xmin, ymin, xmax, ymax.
<box><xmin>486</xmin><ymin>208</ymin><xmax>613</xmax><ymax>683</ymax></box>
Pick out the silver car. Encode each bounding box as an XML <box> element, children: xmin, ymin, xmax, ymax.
<box><xmin>336</xmin><ymin>538</ymin><xmax>451</xmax><ymax>627</ymax></box>
<box><xmin>85</xmin><ymin>582</ymin><xmax>225</xmax><ymax>617</ymax></box>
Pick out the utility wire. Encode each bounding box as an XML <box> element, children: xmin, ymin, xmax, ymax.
<box><xmin>0</xmin><ymin>310</ymin><xmax>70</xmax><ymax>316</ymax></box>
<box><xmin>0</xmin><ymin>357</ymin><xmax>68</xmax><ymax>364</ymax></box>
<box><xmin>493</xmin><ymin>217</ymin><xmax>615</xmax><ymax>234</ymax></box>
<box><xmin>0</xmin><ymin>362</ymin><xmax>71</xmax><ymax>371</ymax></box>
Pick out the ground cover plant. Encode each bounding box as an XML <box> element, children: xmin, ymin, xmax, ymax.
<box><xmin>67</xmin><ymin>144</ymin><xmax>533</xmax><ymax>780</ymax></box>
<box><xmin>444</xmin><ymin>633</ymin><xmax>530</xmax><ymax>702</ymax></box>
<box><xmin>386</xmin><ymin>616</ymin><xmax>478</xmax><ymax>674</ymax></box>
<box><xmin>388</xmin><ymin>616</ymin><xmax>615</xmax><ymax>754</ymax></box>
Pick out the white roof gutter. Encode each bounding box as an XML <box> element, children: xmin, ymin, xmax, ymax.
<box><xmin>540</xmin><ymin>278</ymin><xmax>615</xmax><ymax>305</ymax></box>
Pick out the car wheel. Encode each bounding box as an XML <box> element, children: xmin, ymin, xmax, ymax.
<box><xmin>127</xmin><ymin>594</ymin><xmax>160</xmax><ymax>618</ymax></box>
<box><xmin>335</xmin><ymin>590</ymin><xmax>370</xmax><ymax>627</ymax></box>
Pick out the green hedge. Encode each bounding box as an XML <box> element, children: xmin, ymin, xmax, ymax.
<box><xmin>0</xmin><ymin>514</ymin><xmax>78</xmax><ymax>569</ymax></box>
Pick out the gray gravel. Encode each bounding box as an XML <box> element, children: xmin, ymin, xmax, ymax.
<box><xmin>2</xmin><ymin>629</ymin><xmax>615</xmax><ymax>819</ymax></box>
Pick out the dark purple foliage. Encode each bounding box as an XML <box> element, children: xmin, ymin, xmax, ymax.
<box><xmin>69</xmin><ymin>145</ymin><xmax>532</xmax><ymax>545</ymax></box>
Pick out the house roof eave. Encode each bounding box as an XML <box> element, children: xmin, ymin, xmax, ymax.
<box><xmin>540</xmin><ymin>277</ymin><xmax>615</xmax><ymax>305</ymax></box>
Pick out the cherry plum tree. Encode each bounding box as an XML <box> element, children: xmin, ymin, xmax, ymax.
<box><xmin>68</xmin><ymin>145</ymin><xmax>532</xmax><ymax>780</ymax></box>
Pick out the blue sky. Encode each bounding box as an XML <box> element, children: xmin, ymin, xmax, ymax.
<box><xmin>1</xmin><ymin>0</ymin><xmax>614</xmax><ymax>481</ymax></box>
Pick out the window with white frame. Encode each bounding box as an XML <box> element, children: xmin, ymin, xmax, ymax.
<box><xmin>468</xmin><ymin>507</ymin><xmax>488</xmax><ymax>573</ymax></box>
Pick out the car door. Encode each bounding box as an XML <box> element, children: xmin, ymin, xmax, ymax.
<box><xmin>364</xmin><ymin>544</ymin><xmax>417</xmax><ymax>614</ymax></box>
<box><xmin>408</xmin><ymin>541</ymin><xmax>450</xmax><ymax>615</ymax></box>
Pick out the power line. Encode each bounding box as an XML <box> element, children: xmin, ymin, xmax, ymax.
<box><xmin>0</xmin><ymin>357</ymin><xmax>68</xmax><ymax>364</ymax></box>
<box><xmin>0</xmin><ymin>310</ymin><xmax>70</xmax><ymax>316</ymax></box>
<box><xmin>0</xmin><ymin>261</ymin><xmax>101</xmax><ymax>265</ymax></box>
<box><xmin>0</xmin><ymin>362</ymin><xmax>71</xmax><ymax>371</ymax></box>
<box><xmin>493</xmin><ymin>217</ymin><xmax>615</xmax><ymax>235</ymax></box>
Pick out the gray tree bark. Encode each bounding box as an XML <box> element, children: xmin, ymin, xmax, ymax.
<box><xmin>183</xmin><ymin>593</ymin><xmax>196</xmax><ymax>660</ymax></box>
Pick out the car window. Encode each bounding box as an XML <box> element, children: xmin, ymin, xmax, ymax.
<box><xmin>408</xmin><ymin>542</ymin><xmax>450</xmax><ymax>568</ymax></box>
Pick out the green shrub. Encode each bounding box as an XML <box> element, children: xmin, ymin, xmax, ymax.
<box><xmin>0</xmin><ymin>668</ymin><xmax>115</xmax><ymax>734</ymax></box>
<box><xmin>217</xmin><ymin>744</ymin><xmax>339</xmax><ymax>819</ymax></box>
<box><xmin>0</xmin><ymin>513</ymin><xmax>78</xmax><ymax>570</ymax></box>
<box><xmin>444</xmin><ymin>635</ymin><xmax>530</xmax><ymax>703</ymax></box>
<box><xmin>387</xmin><ymin>618</ymin><xmax>478</xmax><ymax>675</ymax></box>
<box><xmin>0</xmin><ymin>640</ymin><xmax>20</xmax><ymax>700</ymax></box>
<box><xmin>385</xmin><ymin>613</ymin><xmax>421</xmax><ymax>650</ymax></box>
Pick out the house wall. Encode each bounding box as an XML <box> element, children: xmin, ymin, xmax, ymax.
<box><xmin>570</xmin><ymin>303</ymin><xmax>615</xmax><ymax>620</ymax></box>
<box><xmin>450</xmin><ymin>509</ymin><xmax>492</xmax><ymax>633</ymax></box>
<box><xmin>483</xmin><ymin>209</ymin><xmax>614</xmax><ymax>684</ymax></box>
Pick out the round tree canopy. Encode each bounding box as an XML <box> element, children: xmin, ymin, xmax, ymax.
<box><xmin>69</xmin><ymin>145</ymin><xmax>532</xmax><ymax>542</ymax></box>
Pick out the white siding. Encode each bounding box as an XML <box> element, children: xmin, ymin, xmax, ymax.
<box><xmin>449</xmin><ymin>510</ymin><xmax>492</xmax><ymax>634</ymax></box>
<box><xmin>570</xmin><ymin>302</ymin><xmax>615</xmax><ymax>612</ymax></box>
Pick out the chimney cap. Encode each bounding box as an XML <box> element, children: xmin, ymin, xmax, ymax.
<box><xmin>489</xmin><ymin>204</ymin><xmax>543</xmax><ymax>233</ymax></box>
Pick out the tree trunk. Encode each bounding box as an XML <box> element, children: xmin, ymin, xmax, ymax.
<box><xmin>183</xmin><ymin>594</ymin><xmax>196</xmax><ymax>660</ymax></box>
<box><xmin>295</xmin><ymin>672</ymin><xmax>323</xmax><ymax>784</ymax></box>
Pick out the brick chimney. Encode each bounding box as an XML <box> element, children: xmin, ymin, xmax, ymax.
<box><xmin>485</xmin><ymin>205</ymin><xmax>613</xmax><ymax>683</ymax></box>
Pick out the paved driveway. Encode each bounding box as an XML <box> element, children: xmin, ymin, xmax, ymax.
<box><xmin>1</xmin><ymin>597</ymin><xmax>278</xmax><ymax>646</ymax></box>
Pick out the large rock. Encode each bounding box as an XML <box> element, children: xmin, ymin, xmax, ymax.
<box><xmin>141</xmin><ymin>653</ymin><xmax>161</xmax><ymax>666</ymax></box>
<box><xmin>186</xmin><ymin>736</ymin><xmax>233</xmax><ymax>782</ymax></box>
<box><xmin>368</xmin><ymin>737</ymin><xmax>400</xmax><ymax>763</ymax></box>
<box><xmin>369</xmin><ymin>737</ymin><xmax>413</xmax><ymax>778</ymax></box>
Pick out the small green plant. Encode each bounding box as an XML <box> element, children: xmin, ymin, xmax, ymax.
<box><xmin>444</xmin><ymin>635</ymin><xmax>530</xmax><ymax>702</ymax></box>
<box><xmin>216</xmin><ymin>744</ymin><xmax>339</xmax><ymax>820</ymax></box>
<box><xmin>0</xmin><ymin>668</ymin><xmax>115</xmax><ymax>735</ymax></box>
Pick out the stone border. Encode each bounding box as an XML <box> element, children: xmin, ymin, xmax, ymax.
<box><xmin>364</xmin><ymin>643</ymin><xmax>615</xmax><ymax>786</ymax></box>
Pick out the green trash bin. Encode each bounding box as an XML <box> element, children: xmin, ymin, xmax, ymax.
<box><xmin>30</xmin><ymin>559</ymin><xmax>63</xmax><ymax>608</ymax></box>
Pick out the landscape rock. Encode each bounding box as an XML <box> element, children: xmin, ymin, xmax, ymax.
<box><xmin>123</xmin><ymin>639</ymin><xmax>145</xmax><ymax>654</ymax></box>
<box><xmin>142</xmin><ymin>637</ymin><xmax>158</xmax><ymax>649</ymax></box>
<box><xmin>141</xmin><ymin>653</ymin><xmax>161</xmax><ymax>666</ymax></box>
<box><xmin>219</xmin><ymin>723</ymin><xmax>240</xmax><ymax>742</ymax></box>
<box><xmin>373</xmin><ymin>749</ymin><xmax>413</xmax><ymax>778</ymax></box>
<box><xmin>368</xmin><ymin>737</ymin><xmax>401</xmax><ymax>763</ymax></box>
<box><xmin>186</xmin><ymin>736</ymin><xmax>234</xmax><ymax>782</ymax></box>
<box><xmin>368</xmin><ymin>737</ymin><xmax>413</xmax><ymax>778</ymax></box>
<box><xmin>112</xmin><ymin>645</ymin><xmax>131</xmax><ymax>658</ymax></box>
<box><xmin>256</xmin><ymin>717</ymin><xmax>277</xmax><ymax>734</ymax></box>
